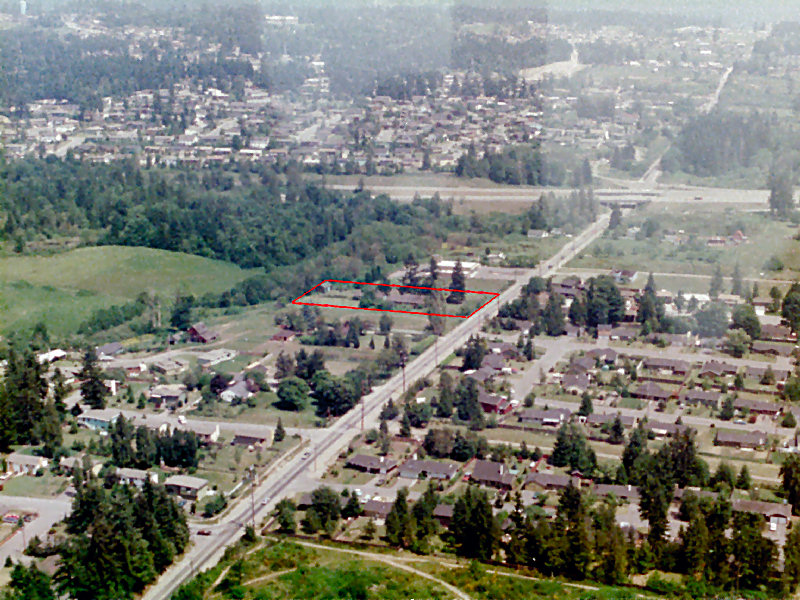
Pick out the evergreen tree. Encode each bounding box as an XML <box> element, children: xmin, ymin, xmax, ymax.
<box><xmin>79</xmin><ymin>348</ymin><xmax>108</xmax><ymax>409</ymax></box>
<box><xmin>731</xmin><ymin>263</ymin><xmax>743</xmax><ymax>297</ymax></box>
<box><xmin>52</xmin><ymin>368</ymin><xmax>68</xmax><ymax>418</ymax></box>
<box><xmin>578</xmin><ymin>393</ymin><xmax>593</xmax><ymax>416</ymax></box>
<box><xmin>736</xmin><ymin>464</ymin><xmax>751</xmax><ymax>490</ymax></box>
<box><xmin>274</xmin><ymin>418</ymin><xmax>286</xmax><ymax>443</ymax></box>
<box><xmin>784</xmin><ymin>524</ymin><xmax>800</xmax><ymax>590</ymax></box>
<box><xmin>543</xmin><ymin>293</ymin><xmax>566</xmax><ymax>336</ymax></box>
<box><xmin>447</xmin><ymin>260</ymin><xmax>466</xmax><ymax>304</ymax></box>
<box><xmin>709</xmin><ymin>264</ymin><xmax>724</xmax><ymax>299</ymax></box>
<box><xmin>385</xmin><ymin>487</ymin><xmax>413</xmax><ymax>548</ymax></box>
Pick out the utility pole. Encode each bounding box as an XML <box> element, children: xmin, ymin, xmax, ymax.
<box><xmin>250</xmin><ymin>466</ymin><xmax>256</xmax><ymax>529</ymax></box>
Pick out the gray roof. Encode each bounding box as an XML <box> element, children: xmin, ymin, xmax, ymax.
<box><xmin>164</xmin><ymin>475</ymin><xmax>208</xmax><ymax>489</ymax></box>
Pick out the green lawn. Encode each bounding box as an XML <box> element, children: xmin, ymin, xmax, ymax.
<box><xmin>0</xmin><ymin>246</ymin><xmax>254</xmax><ymax>335</ymax></box>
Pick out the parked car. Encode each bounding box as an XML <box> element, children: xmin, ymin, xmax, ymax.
<box><xmin>197</xmin><ymin>529</ymin><xmax>212</xmax><ymax>536</ymax></box>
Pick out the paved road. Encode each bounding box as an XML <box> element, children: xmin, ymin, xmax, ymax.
<box><xmin>0</xmin><ymin>495</ymin><xmax>71</xmax><ymax>565</ymax></box>
<box><xmin>143</xmin><ymin>213</ymin><xmax>612</xmax><ymax>600</ymax></box>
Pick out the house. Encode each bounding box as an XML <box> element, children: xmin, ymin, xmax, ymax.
<box><xmin>647</xmin><ymin>332</ymin><xmax>698</xmax><ymax>347</ymax></box>
<box><xmin>751</xmin><ymin>341</ymin><xmax>795</xmax><ymax>357</ymax></box>
<box><xmin>37</xmin><ymin>349</ymin><xmax>67</xmax><ymax>364</ymax></box>
<box><xmin>632</xmin><ymin>382</ymin><xmax>672</xmax><ymax>402</ymax></box>
<box><xmin>568</xmin><ymin>356</ymin><xmax>596</xmax><ymax>374</ymax></box>
<box><xmin>96</xmin><ymin>341</ymin><xmax>124</xmax><ymax>360</ymax></box>
<box><xmin>524</xmin><ymin>472</ymin><xmax>579</xmax><ymax>491</ymax></box>
<box><xmin>518</xmin><ymin>407</ymin><xmax>571</xmax><ymax>427</ymax></box>
<box><xmin>164</xmin><ymin>474</ymin><xmax>210</xmax><ymax>499</ymax></box>
<box><xmin>271</xmin><ymin>330</ymin><xmax>297</xmax><ymax>342</ymax></box>
<box><xmin>731</xmin><ymin>499</ymin><xmax>792</xmax><ymax>526</ymax></box>
<box><xmin>642</xmin><ymin>357</ymin><xmax>692</xmax><ymax>376</ymax></box>
<box><xmin>151</xmin><ymin>357</ymin><xmax>189</xmax><ymax>375</ymax></box>
<box><xmin>77</xmin><ymin>408</ymin><xmax>120</xmax><ymax>431</ymax></box>
<box><xmin>187</xmin><ymin>322</ymin><xmax>218</xmax><ymax>344</ymax></box>
<box><xmin>465</xmin><ymin>367</ymin><xmax>497</xmax><ymax>385</ymax></box>
<box><xmin>59</xmin><ymin>455</ymin><xmax>102</xmax><ymax>476</ymax></box>
<box><xmin>6</xmin><ymin>453</ymin><xmax>48</xmax><ymax>475</ymax></box>
<box><xmin>643</xmin><ymin>420</ymin><xmax>689</xmax><ymax>438</ymax></box>
<box><xmin>592</xmin><ymin>483</ymin><xmax>640</xmax><ymax>502</ymax></box>
<box><xmin>116</xmin><ymin>467</ymin><xmax>159</xmax><ymax>488</ymax></box>
<box><xmin>481</xmin><ymin>353</ymin><xmax>506</xmax><ymax>372</ymax></box>
<box><xmin>488</xmin><ymin>342</ymin><xmax>519</xmax><ymax>359</ymax></box>
<box><xmin>745</xmin><ymin>366</ymin><xmax>789</xmax><ymax>384</ymax></box>
<box><xmin>399</xmin><ymin>460</ymin><xmax>459</xmax><ymax>481</ymax></box>
<box><xmin>733</xmin><ymin>397</ymin><xmax>781</xmax><ymax>417</ymax></box>
<box><xmin>562</xmin><ymin>373</ymin><xmax>590</xmax><ymax>395</ymax></box>
<box><xmin>183</xmin><ymin>422</ymin><xmax>220</xmax><ymax>445</ymax></box>
<box><xmin>346</xmin><ymin>454</ymin><xmax>398</xmax><ymax>475</ymax></box>
<box><xmin>586</xmin><ymin>347</ymin><xmax>618</xmax><ymax>365</ymax></box>
<box><xmin>585</xmin><ymin>413</ymin><xmax>636</xmax><ymax>428</ymax></box>
<box><xmin>597</xmin><ymin>324</ymin><xmax>613</xmax><ymax>342</ymax></box>
<box><xmin>609</xmin><ymin>326</ymin><xmax>639</xmax><ymax>341</ymax></box>
<box><xmin>714</xmin><ymin>430</ymin><xmax>768</xmax><ymax>450</ymax></box>
<box><xmin>363</xmin><ymin>500</ymin><xmax>393</xmax><ymax>519</ymax></box>
<box><xmin>478</xmin><ymin>389</ymin><xmax>512</xmax><ymax>414</ymax></box>
<box><xmin>149</xmin><ymin>384</ymin><xmax>186</xmax><ymax>409</ymax></box>
<box><xmin>760</xmin><ymin>324</ymin><xmax>796</xmax><ymax>343</ymax></box>
<box><xmin>221</xmin><ymin>380</ymin><xmax>253</xmax><ymax>403</ymax></box>
<box><xmin>231</xmin><ymin>434</ymin><xmax>269</xmax><ymax>448</ymax></box>
<box><xmin>433</xmin><ymin>503</ymin><xmax>455</xmax><ymax>526</ymax></box>
<box><xmin>611</xmin><ymin>269</ymin><xmax>637</xmax><ymax>283</ymax></box>
<box><xmin>679</xmin><ymin>389</ymin><xmax>722</xmax><ymax>410</ymax></box>
<box><xmin>699</xmin><ymin>361</ymin><xmax>738</xmax><ymax>378</ymax></box>
<box><xmin>470</xmin><ymin>460</ymin><xmax>515</xmax><ymax>489</ymax></box>
<box><xmin>196</xmin><ymin>348</ymin><xmax>238</xmax><ymax>367</ymax></box>
<box><xmin>386</xmin><ymin>292</ymin><xmax>425</xmax><ymax>307</ymax></box>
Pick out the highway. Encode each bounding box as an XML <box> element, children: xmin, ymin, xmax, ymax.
<box><xmin>143</xmin><ymin>211</ymin><xmax>611</xmax><ymax>600</ymax></box>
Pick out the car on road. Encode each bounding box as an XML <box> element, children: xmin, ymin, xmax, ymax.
<box><xmin>302</xmin><ymin>450</ymin><xmax>311</xmax><ymax>459</ymax></box>
<box><xmin>734</xmin><ymin>419</ymin><xmax>746</xmax><ymax>425</ymax></box>
<box><xmin>197</xmin><ymin>529</ymin><xmax>212</xmax><ymax>536</ymax></box>
<box><xmin>261</xmin><ymin>497</ymin><xmax>270</xmax><ymax>505</ymax></box>
<box><xmin>177</xmin><ymin>415</ymin><xmax>186</xmax><ymax>424</ymax></box>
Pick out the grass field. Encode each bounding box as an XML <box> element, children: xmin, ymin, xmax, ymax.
<box><xmin>0</xmin><ymin>246</ymin><xmax>254</xmax><ymax>336</ymax></box>
<box><xmin>568</xmin><ymin>204</ymin><xmax>800</xmax><ymax>282</ymax></box>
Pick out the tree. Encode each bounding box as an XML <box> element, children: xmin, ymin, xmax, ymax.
<box><xmin>52</xmin><ymin>368</ymin><xmax>68</xmax><ymax>418</ymax></box>
<box><xmin>709</xmin><ymin>264</ymin><xmax>724</xmax><ymax>299</ymax></box>
<box><xmin>723</xmin><ymin>329</ymin><xmax>751</xmax><ymax>358</ymax></box>
<box><xmin>551</xmin><ymin>423</ymin><xmax>596</xmax><ymax>474</ymax></box>
<box><xmin>608</xmin><ymin>416</ymin><xmax>625</xmax><ymax>445</ymax></box>
<box><xmin>80</xmin><ymin>348</ymin><xmax>108</xmax><ymax>409</ymax></box>
<box><xmin>694</xmin><ymin>302</ymin><xmax>729</xmax><ymax>338</ymax></box>
<box><xmin>170</xmin><ymin>295</ymin><xmax>194</xmax><ymax>330</ymax></box>
<box><xmin>449</xmin><ymin>487</ymin><xmax>498</xmax><ymax>561</ymax></box>
<box><xmin>783</xmin><ymin>412</ymin><xmax>798</xmax><ymax>428</ymax></box>
<box><xmin>447</xmin><ymin>260</ymin><xmax>466</xmax><ymax>304</ymax></box>
<box><xmin>782</xmin><ymin>454</ymin><xmax>800</xmax><ymax>515</ymax></box>
<box><xmin>578</xmin><ymin>393</ymin><xmax>593</xmax><ymax>416</ymax></box>
<box><xmin>275</xmin><ymin>351</ymin><xmax>295</xmax><ymax>379</ymax></box>
<box><xmin>543</xmin><ymin>293</ymin><xmax>566</xmax><ymax>336</ymax></box>
<box><xmin>768</xmin><ymin>168</ymin><xmax>795</xmax><ymax>218</ymax></box>
<box><xmin>719</xmin><ymin>396</ymin><xmax>734</xmax><ymax>420</ymax></box>
<box><xmin>783</xmin><ymin>283</ymin><xmax>800</xmax><ymax>333</ymax></box>
<box><xmin>460</xmin><ymin>335</ymin><xmax>487</xmax><ymax>371</ymax></box>
<box><xmin>275</xmin><ymin>499</ymin><xmax>296</xmax><ymax>533</ymax></box>
<box><xmin>6</xmin><ymin>563</ymin><xmax>56</xmax><ymax>600</ymax></box>
<box><xmin>276</xmin><ymin>377</ymin><xmax>310</xmax><ymax>411</ymax></box>
<box><xmin>385</xmin><ymin>487</ymin><xmax>413</xmax><ymax>548</ymax></box>
<box><xmin>273</xmin><ymin>418</ymin><xmax>286</xmax><ymax>443</ymax></box>
<box><xmin>679</xmin><ymin>511</ymin><xmax>709</xmax><ymax>577</ymax></box>
<box><xmin>379</xmin><ymin>314</ymin><xmax>393</xmax><ymax>335</ymax></box>
<box><xmin>609</xmin><ymin>205</ymin><xmax>622</xmax><ymax>229</ymax></box>
<box><xmin>784</xmin><ymin>524</ymin><xmax>800</xmax><ymax>590</ymax></box>
<box><xmin>731</xmin><ymin>263</ymin><xmax>743</xmax><ymax>297</ymax></box>
<box><xmin>736</xmin><ymin>465</ymin><xmax>751</xmax><ymax>490</ymax></box>
<box><xmin>731</xmin><ymin>303</ymin><xmax>761</xmax><ymax>340</ymax></box>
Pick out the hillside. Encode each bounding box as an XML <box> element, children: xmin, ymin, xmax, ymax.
<box><xmin>0</xmin><ymin>246</ymin><xmax>254</xmax><ymax>335</ymax></box>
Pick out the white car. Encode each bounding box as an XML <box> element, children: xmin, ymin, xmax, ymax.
<box><xmin>302</xmin><ymin>450</ymin><xmax>311</xmax><ymax>459</ymax></box>
<box><xmin>177</xmin><ymin>415</ymin><xmax>186</xmax><ymax>424</ymax></box>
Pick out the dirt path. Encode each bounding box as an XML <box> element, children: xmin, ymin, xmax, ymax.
<box><xmin>242</xmin><ymin>568</ymin><xmax>295</xmax><ymax>587</ymax></box>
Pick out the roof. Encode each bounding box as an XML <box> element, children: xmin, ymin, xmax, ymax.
<box><xmin>733</xmin><ymin>397</ymin><xmax>781</xmax><ymax>413</ymax></box>
<box><xmin>346</xmin><ymin>454</ymin><xmax>398</xmax><ymax>471</ymax></box>
<box><xmin>164</xmin><ymin>475</ymin><xmax>208</xmax><ymax>489</ymax></box>
<box><xmin>593</xmin><ymin>484</ymin><xmax>640</xmax><ymax>501</ymax></box>
<box><xmin>680</xmin><ymin>389</ymin><xmax>722</xmax><ymax>403</ymax></box>
<box><xmin>715</xmin><ymin>430</ymin><xmax>767</xmax><ymax>446</ymax></box>
<box><xmin>633</xmin><ymin>382</ymin><xmax>672</xmax><ymax>400</ymax></box>
<box><xmin>116</xmin><ymin>467</ymin><xmax>150</xmax><ymax>480</ymax></box>
<box><xmin>700</xmin><ymin>360</ymin><xmax>738</xmax><ymax>375</ymax></box>
<box><xmin>481</xmin><ymin>354</ymin><xmax>506</xmax><ymax>371</ymax></box>
<box><xmin>745</xmin><ymin>365</ymin><xmax>789</xmax><ymax>380</ymax></box>
<box><xmin>562</xmin><ymin>373</ymin><xmax>590</xmax><ymax>391</ymax></box>
<box><xmin>433</xmin><ymin>504</ymin><xmax>454</xmax><ymax>519</ymax></box>
<box><xmin>732</xmin><ymin>499</ymin><xmax>792</xmax><ymax>520</ymax></box>
<box><xmin>78</xmin><ymin>408</ymin><xmax>120</xmax><ymax>422</ymax></box>
<box><xmin>518</xmin><ymin>407</ymin><xmax>571</xmax><ymax>423</ymax></box>
<box><xmin>400</xmin><ymin>460</ymin><xmax>458</xmax><ymax>479</ymax></box>
<box><xmin>525</xmin><ymin>472</ymin><xmax>575</xmax><ymax>488</ymax></box>
<box><xmin>471</xmin><ymin>460</ymin><xmax>515</xmax><ymax>487</ymax></box>
<box><xmin>643</xmin><ymin>357</ymin><xmax>691</xmax><ymax>372</ymax></box>
<box><xmin>643</xmin><ymin>420</ymin><xmax>689</xmax><ymax>436</ymax></box>
<box><xmin>585</xmin><ymin>413</ymin><xmax>635</xmax><ymax>427</ymax></box>
<box><xmin>363</xmin><ymin>500</ymin><xmax>393</xmax><ymax>517</ymax></box>
<box><xmin>7</xmin><ymin>452</ymin><xmax>46</xmax><ymax>466</ymax></box>
<box><xmin>96</xmin><ymin>341</ymin><xmax>123</xmax><ymax>356</ymax></box>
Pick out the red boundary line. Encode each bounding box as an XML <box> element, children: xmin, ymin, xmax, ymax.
<box><xmin>292</xmin><ymin>279</ymin><xmax>500</xmax><ymax>319</ymax></box>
